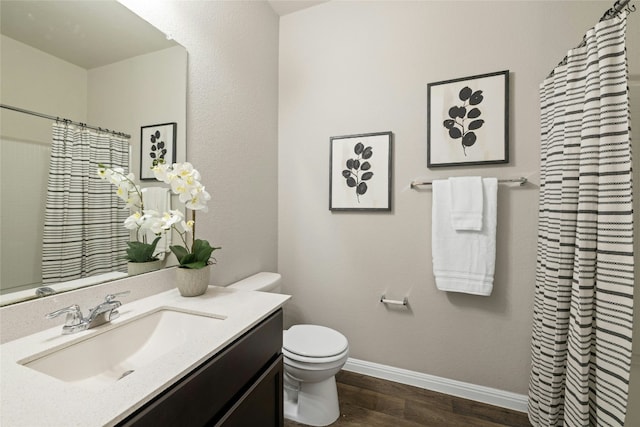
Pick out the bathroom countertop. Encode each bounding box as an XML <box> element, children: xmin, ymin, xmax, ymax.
<box><xmin>0</xmin><ymin>286</ymin><xmax>290</xmax><ymax>427</ymax></box>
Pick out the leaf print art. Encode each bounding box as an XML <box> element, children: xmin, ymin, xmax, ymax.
<box><xmin>443</xmin><ymin>86</ymin><xmax>485</xmax><ymax>156</ymax></box>
<box><xmin>342</xmin><ymin>142</ymin><xmax>373</xmax><ymax>203</ymax></box>
<box><xmin>148</xmin><ymin>130</ymin><xmax>168</xmax><ymax>166</ymax></box>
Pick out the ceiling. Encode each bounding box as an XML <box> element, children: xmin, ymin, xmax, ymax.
<box><xmin>0</xmin><ymin>0</ymin><xmax>327</xmax><ymax>69</ymax></box>
<box><xmin>268</xmin><ymin>0</ymin><xmax>329</xmax><ymax>16</ymax></box>
<box><xmin>0</xmin><ymin>1</ymin><xmax>177</xmax><ymax>69</ymax></box>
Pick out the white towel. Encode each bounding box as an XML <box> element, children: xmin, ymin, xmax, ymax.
<box><xmin>431</xmin><ymin>178</ymin><xmax>497</xmax><ymax>296</ymax></box>
<box><xmin>449</xmin><ymin>176</ymin><xmax>483</xmax><ymax>231</ymax></box>
<box><xmin>142</xmin><ymin>187</ymin><xmax>171</xmax><ymax>256</ymax></box>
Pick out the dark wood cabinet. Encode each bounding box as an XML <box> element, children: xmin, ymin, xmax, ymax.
<box><xmin>119</xmin><ymin>309</ymin><xmax>283</xmax><ymax>427</ymax></box>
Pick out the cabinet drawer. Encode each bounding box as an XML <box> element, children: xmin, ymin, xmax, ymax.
<box><xmin>119</xmin><ymin>309</ymin><xmax>283</xmax><ymax>427</ymax></box>
<box><xmin>215</xmin><ymin>355</ymin><xmax>283</xmax><ymax>427</ymax></box>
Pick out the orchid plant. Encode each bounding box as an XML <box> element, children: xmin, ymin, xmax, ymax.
<box><xmin>97</xmin><ymin>166</ymin><xmax>166</xmax><ymax>263</ymax></box>
<box><xmin>97</xmin><ymin>162</ymin><xmax>219</xmax><ymax>270</ymax></box>
<box><xmin>151</xmin><ymin>162</ymin><xmax>220</xmax><ymax>270</ymax></box>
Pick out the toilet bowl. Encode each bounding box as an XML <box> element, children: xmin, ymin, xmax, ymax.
<box><xmin>229</xmin><ymin>273</ymin><xmax>349</xmax><ymax>427</ymax></box>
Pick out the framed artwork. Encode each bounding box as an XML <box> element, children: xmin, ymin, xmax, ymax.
<box><xmin>140</xmin><ymin>122</ymin><xmax>176</xmax><ymax>180</ymax></box>
<box><xmin>329</xmin><ymin>131</ymin><xmax>392</xmax><ymax>211</ymax></box>
<box><xmin>427</xmin><ymin>70</ymin><xmax>509</xmax><ymax>167</ymax></box>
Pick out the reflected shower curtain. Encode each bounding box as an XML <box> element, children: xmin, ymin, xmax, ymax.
<box><xmin>529</xmin><ymin>13</ymin><xmax>634</xmax><ymax>427</ymax></box>
<box><xmin>42</xmin><ymin>123</ymin><xmax>129</xmax><ymax>283</ymax></box>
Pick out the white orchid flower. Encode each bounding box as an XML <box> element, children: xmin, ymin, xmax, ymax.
<box><xmin>115</xmin><ymin>183</ymin><xmax>129</xmax><ymax>200</ymax></box>
<box><xmin>138</xmin><ymin>209</ymin><xmax>160</xmax><ymax>228</ymax></box>
<box><xmin>183</xmin><ymin>184</ymin><xmax>210</xmax><ymax>211</ymax></box>
<box><xmin>152</xmin><ymin>163</ymin><xmax>171</xmax><ymax>182</ymax></box>
<box><xmin>124</xmin><ymin>212</ymin><xmax>142</xmax><ymax>230</ymax></box>
<box><xmin>164</xmin><ymin>209</ymin><xmax>184</xmax><ymax>228</ymax></box>
<box><xmin>175</xmin><ymin>162</ymin><xmax>195</xmax><ymax>177</ymax></box>
<box><xmin>178</xmin><ymin>219</ymin><xmax>195</xmax><ymax>234</ymax></box>
<box><xmin>171</xmin><ymin>179</ymin><xmax>189</xmax><ymax>196</ymax></box>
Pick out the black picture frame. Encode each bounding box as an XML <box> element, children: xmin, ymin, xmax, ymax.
<box><xmin>329</xmin><ymin>131</ymin><xmax>392</xmax><ymax>211</ymax></box>
<box><xmin>140</xmin><ymin>122</ymin><xmax>177</xmax><ymax>180</ymax></box>
<box><xmin>427</xmin><ymin>70</ymin><xmax>509</xmax><ymax>167</ymax></box>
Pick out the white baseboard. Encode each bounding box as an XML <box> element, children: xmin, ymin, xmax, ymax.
<box><xmin>343</xmin><ymin>358</ymin><xmax>529</xmax><ymax>413</ymax></box>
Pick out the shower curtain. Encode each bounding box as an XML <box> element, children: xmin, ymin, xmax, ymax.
<box><xmin>41</xmin><ymin>123</ymin><xmax>129</xmax><ymax>283</ymax></box>
<box><xmin>529</xmin><ymin>13</ymin><xmax>634</xmax><ymax>427</ymax></box>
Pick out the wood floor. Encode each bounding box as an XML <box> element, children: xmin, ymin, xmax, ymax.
<box><xmin>284</xmin><ymin>370</ymin><xmax>531</xmax><ymax>427</ymax></box>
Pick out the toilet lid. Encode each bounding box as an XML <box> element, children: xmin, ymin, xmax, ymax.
<box><xmin>283</xmin><ymin>325</ymin><xmax>348</xmax><ymax>358</ymax></box>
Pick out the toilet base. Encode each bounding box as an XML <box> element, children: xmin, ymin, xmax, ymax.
<box><xmin>283</xmin><ymin>374</ymin><xmax>340</xmax><ymax>427</ymax></box>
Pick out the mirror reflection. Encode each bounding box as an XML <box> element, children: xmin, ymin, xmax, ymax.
<box><xmin>0</xmin><ymin>0</ymin><xmax>187</xmax><ymax>306</ymax></box>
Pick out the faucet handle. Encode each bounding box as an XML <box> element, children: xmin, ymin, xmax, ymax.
<box><xmin>104</xmin><ymin>291</ymin><xmax>130</xmax><ymax>303</ymax></box>
<box><xmin>45</xmin><ymin>304</ymin><xmax>84</xmax><ymax>326</ymax></box>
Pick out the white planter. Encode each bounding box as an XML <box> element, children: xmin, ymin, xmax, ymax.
<box><xmin>175</xmin><ymin>265</ymin><xmax>211</xmax><ymax>297</ymax></box>
<box><xmin>127</xmin><ymin>259</ymin><xmax>163</xmax><ymax>276</ymax></box>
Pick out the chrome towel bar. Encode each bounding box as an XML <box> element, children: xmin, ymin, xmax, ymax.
<box><xmin>410</xmin><ymin>177</ymin><xmax>527</xmax><ymax>189</ymax></box>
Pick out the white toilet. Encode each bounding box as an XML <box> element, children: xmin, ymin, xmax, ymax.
<box><xmin>229</xmin><ymin>272</ymin><xmax>349</xmax><ymax>427</ymax></box>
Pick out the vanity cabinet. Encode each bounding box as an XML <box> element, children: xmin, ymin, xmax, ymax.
<box><xmin>119</xmin><ymin>309</ymin><xmax>283</xmax><ymax>427</ymax></box>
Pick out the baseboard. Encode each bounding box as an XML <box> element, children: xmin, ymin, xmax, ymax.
<box><xmin>343</xmin><ymin>358</ymin><xmax>529</xmax><ymax>413</ymax></box>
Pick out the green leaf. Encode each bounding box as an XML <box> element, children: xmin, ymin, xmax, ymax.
<box><xmin>126</xmin><ymin>236</ymin><xmax>161</xmax><ymax>263</ymax></box>
<box><xmin>171</xmin><ymin>240</ymin><xmax>221</xmax><ymax>269</ymax></box>
<box><xmin>170</xmin><ymin>245</ymin><xmax>189</xmax><ymax>263</ymax></box>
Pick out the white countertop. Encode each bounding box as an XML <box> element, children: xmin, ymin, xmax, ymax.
<box><xmin>0</xmin><ymin>286</ymin><xmax>290</xmax><ymax>427</ymax></box>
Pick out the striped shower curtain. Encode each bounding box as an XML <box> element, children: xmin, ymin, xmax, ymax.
<box><xmin>42</xmin><ymin>123</ymin><xmax>129</xmax><ymax>283</ymax></box>
<box><xmin>529</xmin><ymin>13</ymin><xmax>634</xmax><ymax>427</ymax></box>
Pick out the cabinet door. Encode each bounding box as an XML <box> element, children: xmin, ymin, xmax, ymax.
<box><xmin>215</xmin><ymin>355</ymin><xmax>283</xmax><ymax>427</ymax></box>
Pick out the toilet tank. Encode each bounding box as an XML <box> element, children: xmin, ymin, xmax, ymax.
<box><xmin>228</xmin><ymin>272</ymin><xmax>282</xmax><ymax>293</ymax></box>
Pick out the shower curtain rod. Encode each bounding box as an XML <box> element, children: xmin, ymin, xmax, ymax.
<box><xmin>547</xmin><ymin>0</ymin><xmax>635</xmax><ymax>78</ymax></box>
<box><xmin>0</xmin><ymin>103</ymin><xmax>131</xmax><ymax>139</ymax></box>
<box><xmin>600</xmin><ymin>0</ymin><xmax>634</xmax><ymax>21</ymax></box>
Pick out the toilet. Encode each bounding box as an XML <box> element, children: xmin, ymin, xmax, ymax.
<box><xmin>229</xmin><ymin>272</ymin><xmax>349</xmax><ymax>427</ymax></box>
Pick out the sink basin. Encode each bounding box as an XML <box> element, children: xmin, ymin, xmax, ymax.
<box><xmin>20</xmin><ymin>307</ymin><xmax>225</xmax><ymax>390</ymax></box>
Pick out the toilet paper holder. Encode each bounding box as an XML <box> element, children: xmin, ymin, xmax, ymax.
<box><xmin>380</xmin><ymin>295</ymin><xmax>408</xmax><ymax>306</ymax></box>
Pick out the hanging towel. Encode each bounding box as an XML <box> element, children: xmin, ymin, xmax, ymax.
<box><xmin>449</xmin><ymin>176</ymin><xmax>483</xmax><ymax>231</ymax></box>
<box><xmin>431</xmin><ymin>178</ymin><xmax>497</xmax><ymax>296</ymax></box>
<box><xmin>142</xmin><ymin>187</ymin><xmax>171</xmax><ymax>256</ymax></box>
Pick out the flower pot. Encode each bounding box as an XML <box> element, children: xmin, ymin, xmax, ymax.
<box><xmin>127</xmin><ymin>259</ymin><xmax>163</xmax><ymax>276</ymax></box>
<box><xmin>175</xmin><ymin>265</ymin><xmax>211</xmax><ymax>297</ymax></box>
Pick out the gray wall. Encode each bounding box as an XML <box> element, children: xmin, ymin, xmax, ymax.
<box><xmin>277</xmin><ymin>0</ymin><xmax>637</xmax><ymax>395</ymax></box>
<box><xmin>122</xmin><ymin>0</ymin><xmax>639</xmax><ymax>400</ymax></box>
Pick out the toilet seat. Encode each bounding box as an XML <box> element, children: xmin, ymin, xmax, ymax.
<box><xmin>282</xmin><ymin>347</ymin><xmax>348</xmax><ymax>364</ymax></box>
<box><xmin>283</xmin><ymin>325</ymin><xmax>348</xmax><ymax>361</ymax></box>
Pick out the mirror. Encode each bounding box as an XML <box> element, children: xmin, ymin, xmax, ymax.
<box><xmin>0</xmin><ymin>1</ymin><xmax>187</xmax><ymax>306</ymax></box>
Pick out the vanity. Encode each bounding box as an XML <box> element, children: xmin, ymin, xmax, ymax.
<box><xmin>0</xmin><ymin>285</ymin><xmax>290</xmax><ymax>426</ymax></box>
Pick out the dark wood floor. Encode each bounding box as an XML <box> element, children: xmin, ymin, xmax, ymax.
<box><xmin>284</xmin><ymin>370</ymin><xmax>531</xmax><ymax>427</ymax></box>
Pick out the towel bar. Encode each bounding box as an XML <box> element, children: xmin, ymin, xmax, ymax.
<box><xmin>410</xmin><ymin>177</ymin><xmax>527</xmax><ymax>189</ymax></box>
<box><xmin>380</xmin><ymin>295</ymin><xmax>408</xmax><ymax>306</ymax></box>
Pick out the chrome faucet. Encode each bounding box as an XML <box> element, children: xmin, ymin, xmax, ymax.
<box><xmin>45</xmin><ymin>291</ymin><xmax>130</xmax><ymax>335</ymax></box>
